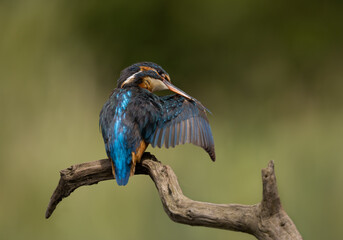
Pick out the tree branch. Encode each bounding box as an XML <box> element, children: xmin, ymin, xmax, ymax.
<box><xmin>46</xmin><ymin>153</ymin><xmax>302</xmax><ymax>240</ymax></box>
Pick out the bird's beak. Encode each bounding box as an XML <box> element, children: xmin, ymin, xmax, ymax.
<box><xmin>162</xmin><ymin>79</ymin><xmax>194</xmax><ymax>101</ymax></box>
<box><xmin>162</xmin><ymin>78</ymin><xmax>211</xmax><ymax>114</ymax></box>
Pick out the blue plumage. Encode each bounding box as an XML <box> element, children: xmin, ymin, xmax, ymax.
<box><xmin>101</xmin><ymin>90</ymin><xmax>137</xmax><ymax>185</ymax></box>
<box><xmin>110</xmin><ymin>91</ymin><xmax>132</xmax><ymax>185</ymax></box>
<box><xmin>100</xmin><ymin>62</ymin><xmax>215</xmax><ymax>186</ymax></box>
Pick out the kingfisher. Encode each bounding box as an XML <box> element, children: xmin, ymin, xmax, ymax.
<box><xmin>99</xmin><ymin>62</ymin><xmax>215</xmax><ymax>186</ymax></box>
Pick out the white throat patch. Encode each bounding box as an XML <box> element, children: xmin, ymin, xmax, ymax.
<box><xmin>121</xmin><ymin>72</ymin><xmax>140</xmax><ymax>87</ymax></box>
<box><xmin>148</xmin><ymin>77</ymin><xmax>168</xmax><ymax>92</ymax></box>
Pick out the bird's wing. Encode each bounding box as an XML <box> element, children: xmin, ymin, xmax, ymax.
<box><xmin>146</xmin><ymin>94</ymin><xmax>215</xmax><ymax>161</ymax></box>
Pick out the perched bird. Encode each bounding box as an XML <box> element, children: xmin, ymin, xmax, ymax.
<box><xmin>99</xmin><ymin>62</ymin><xmax>215</xmax><ymax>186</ymax></box>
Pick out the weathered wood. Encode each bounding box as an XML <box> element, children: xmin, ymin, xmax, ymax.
<box><xmin>46</xmin><ymin>153</ymin><xmax>302</xmax><ymax>240</ymax></box>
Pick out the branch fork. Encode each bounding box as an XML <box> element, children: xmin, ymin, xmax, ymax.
<box><xmin>46</xmin><ymin>153</ymin><xmax>302</xmax><ymax>240</ymax></box>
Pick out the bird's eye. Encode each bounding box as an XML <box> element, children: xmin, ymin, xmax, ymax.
<box><xmin>161</xmin><ymin>73</ymin><xmax>170</xmax><ymax>82</ymax></box>
<box><xmin>156</xmin><ymin>70</ymin><xmax>164</xmax><ymax>76</ymax></box>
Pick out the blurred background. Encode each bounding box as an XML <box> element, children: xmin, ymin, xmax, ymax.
<box><xmin>1</xmin><ymin>0</ymin><xmax>342</xmax><ymax>239</ymax></box>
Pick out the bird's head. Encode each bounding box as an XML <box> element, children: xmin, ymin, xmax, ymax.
<box><xmin>117</xmin><ymin>62</ymin><xmax>194</xmax><ymax>101</ymax></box>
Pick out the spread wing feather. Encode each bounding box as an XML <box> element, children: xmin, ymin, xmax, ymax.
<box><xmin>147</xmin><ymin>94</ymin><xmax>215</xmax><ymax>161</ymax></box>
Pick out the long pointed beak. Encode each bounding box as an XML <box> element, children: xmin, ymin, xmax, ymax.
<box><xmin>162</xmin><ymin>79</ymin><xmax>212</xmax><ymax>114</ymax></box>
<box><xmin>162</xmin><ymin>79</ymin><xmax>194</xmax><ymax>101</ymax></box>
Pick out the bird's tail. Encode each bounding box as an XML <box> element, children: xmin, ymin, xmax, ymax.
<box><xmin>111</xmin><ymin>160</ymin><xmax>131</xmax><ymax>186</ymax></box>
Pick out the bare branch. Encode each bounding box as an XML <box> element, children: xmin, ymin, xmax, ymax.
<box><xmin>46</xmin><ymin>153</ymin><xmax>302</xmax><ymax>240</ymax></box>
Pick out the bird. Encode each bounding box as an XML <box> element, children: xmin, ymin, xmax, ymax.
<box><xmin>99</xmin><ymin>62</ymin><xmax>215</xmax><ymax>186</ymax></box>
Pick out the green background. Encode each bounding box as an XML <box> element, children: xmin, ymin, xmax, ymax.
<box><xmin>1</xmin><ymin>1</ymin><xmax>342</xmax><ymax>239</ymax></box>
